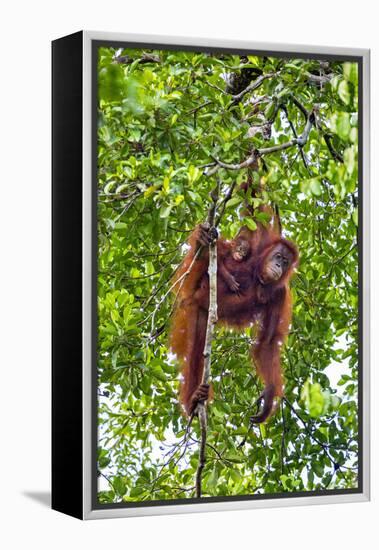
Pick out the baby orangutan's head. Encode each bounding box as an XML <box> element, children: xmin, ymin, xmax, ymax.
<box><xmin>231</xmin><ymin>238</ymin><xmax>251</xmax><ymax>262</ymax></box>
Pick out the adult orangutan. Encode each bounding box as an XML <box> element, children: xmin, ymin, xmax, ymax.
<box><xmin>169</xmin><ymin>207</ymin><xmax>298</xmax><ymax>423</ymax></box>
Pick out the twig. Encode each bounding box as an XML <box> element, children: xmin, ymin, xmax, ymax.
<box><xmin>290</xmin><ymin>95</ymin><xmax>308</xmax><ymax>120</ymax></box>
<box><xmin>205</xmin><ymin>80</ymin><xmax>227</xmax><ymax>95</ymax></box>
<box><xmin>188</xmin><ymin>100</ymin><xmax>213</xmax><ymax>115</ymax></box>
<box><xmin>113</xmin><ymin>192</ymin><xmax>140</xmax><ymax>222</ymax></box>
<box><xmin>280</xmin><ymin>400</ymin><xmax>286</xmax><ymax>475</ymax></box>
<box><xmin>99</xmin><ymin>471</ymin><xmax>116</xmax><ymax>494</ymax></box>
<box><xmin>324</xmin><ymin>243</ymin><xmax>357</xmax><ymax>279</ymax></box>
<box><xmin>150</xmin><ymin>415</ymin><xmax>194</xmax><ymax>491</ymax></box>
<box><xmin>195</xmin><ymin>182</ymin><xmax>219</xmax><ymax>498</ymax></box>
<box><xmin>195</xmin><ymin>408</ymin><xmax>208</xmax><ymax>497</ymax></box>
<box><xmin>138</xmin><ymin>245</ymin><xmax>184</xmax><ymax>258</ymax></box>
<box><xmin>207</xmin><ymin>72</ymin><xmax>278</xmax><ymax>103</ymax></box>
<box><xmin>230</xmin><ymin>72</ymin><xmax>279</xmax><ymax>102</ymax></box>
<box><xmin>306</xmin><ymin>72</ymin><xmax>333</xmax><ymax>84</ymax></box>
<box><xmin>283</xmin><ymin>397</ymin><xmax>340</xmax><ymax>470</ymax></box>
<box><xmin>114</xmin><ymin>52</ymin><xmax>161</xmax><ymax>64</ymax></box>
<box><xmin>280</xmin><ymin>104</ymin><xmax>311</xmax><ymax>173</ymax></box>
<box><xmin>148</xmin><ymin>247</ymin><xmax>202</xmax><ymax>333</ymax></box>
<box><xmin>215</xmin><ymin>180</ymin><xmax>238</xmax><ymax>226</ymax></box>
<box><xmin>207</xmin><ymin>151</ymin><xmax>259</xmax><ymax>176</ymax></box>
<box><xmin>205</xmin><ymin>109</ymin><xmax>316</xmax><ymax>176</ymax></box>
<box><xmin>237</xmin><ymin>424</ymin><xmax>252</xmax><ymax>449</ymax></box>
<box><xmin>323</xmin><ymin>133</ymin><xmax>344</xmax><ymax>163</ymax></box>
<box><xmin>171</xmin><ymin>180</ymin><xmax>236</xmax><ymax>496</ymax></box>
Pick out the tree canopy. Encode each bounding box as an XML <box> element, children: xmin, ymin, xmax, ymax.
<box><xmin>96</xmin><ymin>46</ymin><xmax>359</xmax><ymax>504</ymax></box>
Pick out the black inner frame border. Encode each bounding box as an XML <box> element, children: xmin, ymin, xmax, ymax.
<box><xmin>91</xmin><ymin>39</ymin><xmax>364</xmax><ymax>511</ymax></box>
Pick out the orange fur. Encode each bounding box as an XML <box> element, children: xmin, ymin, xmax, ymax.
<box><xmin>170</xmin><ymin>213</ymin><xmax>298</xmax><ymax>421</ymax></box>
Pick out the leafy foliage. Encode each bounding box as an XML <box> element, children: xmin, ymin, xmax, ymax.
<box><xmin>96</xmin><ymin>47</ymin><xmax>359</xmax><ymax>503</ymax></box>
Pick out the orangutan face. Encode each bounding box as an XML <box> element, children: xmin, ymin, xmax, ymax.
<box><xmin>231</xmin><ymin>238</ymin><xmax>250</xmax><ymax>262</ymax></box>
<box><xmin>260</xmin><ymin>243</ymin><xmax>294</xmax><ymax>283</ymax></box>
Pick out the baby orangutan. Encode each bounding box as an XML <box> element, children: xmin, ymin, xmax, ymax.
<box><xmin>218</xmin><ymin>235</ymin><xmax>252</xmax><ymax>294</ymax></box>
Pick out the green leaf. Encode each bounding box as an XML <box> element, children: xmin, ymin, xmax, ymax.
<box><xmin>310</xmin><ymin>179</ymin><xmax>322</xmax><ymax>196</ymax></box>
<box><xmin>301</xmin><ymin>178</ymin><xmax>321</xmax><ymax>196</ymax></box>
<box><xmin>313</xmin><ymin>462</ymin><xmax>324</xmax><ymax>478</ymax></box>
<box><xmin>343</xmin><ymin>62</ymin><xmax>358</xmax><ymax>85</ymax></box>
<box><xmin>280</xmin><ymin>475</ymin><xmax>291</xmax><ymax>490</ymax></box>
<box><xmin>150</xmin><ymin>365</ymin><xmax>166</xmax><ymax>382</ymax></box>
<box><xmin>226</xmin><ymin>196</ymin><xmax>243</xmax><ymax>209</ymax></box>
<box><xmin>301</xmin><ymin>380</ymin><xmax>325</xmax><ymax>418</ymax></box>
<box><xmin>244</xmin><ymin>218</ymin><xmax>257</xmax><ymax>231</ymax></box>
<box><xmin>188</xmin><ymin>165</ymin><xmax>201</xmax><ymax>184</ymax></box>
<box><xmin>338</xmin><ymin>80</ymin><xmax>350</xmax><ymax>105</ymax></box>
<box><xmin>344</xmin><ymin>146</ymin><xmax>356</xmax><ymax>175</ymax></box>
<box><xmin>264</xmin><ymin>101</ymin><xmax>276</xmax><ymax>120</ymax></box>
<box><xmin>247</xmin><ymin>55</ymin><xmax>261</xmax><ymax>67</ymax></box>
<box><xmin>207</xmin><ymin>467</ymin><xmax>218</xmax><ymax>491</ymax></box>
<box><xmin>160</xmin><ymin>205</ymin><xmax>173</xmax><ymax>218</ymax></box>
<box><xmin>331</xmin><ymin>112</ymin><xmax>351</xmax><ymax>141</ymax></box>
<box><xmin>112</xmin><ymin>476</ymin><xmax>127</xmax><ymax>496</ymax></box>
<box><xmin>224</xmin><ymin>453</ymin><xmax>244</xmax><ymax>463</ymax></box>
<box><xmin>145</xmin><ymin>261</ymin><xmax>155</xmax><ymax>275</ymax></box>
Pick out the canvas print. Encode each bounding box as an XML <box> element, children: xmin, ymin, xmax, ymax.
<box><xmin>95</xmin><ymin>45</ymin><xmax>360</xmax><ymax>505</ymax></box>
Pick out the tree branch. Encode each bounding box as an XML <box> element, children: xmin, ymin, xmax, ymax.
<box><xmin>231</xmin><ymin>72</ymin><xmax>279</xmax><ymax>102</ymax></box>
<box><xmin>195</xmin><ymin>182</ymin><xmax>219</xmax><ymax>498</ymax></box>
<box><xmin>195</xmin><ymin>408</ymin><xmax>208</xmax><ymax>497</ymax></box>
<box><xmin>280</xmin><ymin>104</ymin><xmax>311</xmax><ymax>173</ymax></box>
<box><xmin>215</xmin><ymin>180</ymin><xmax>239</xmax><ymax>227</ymax></box>
<box><xmin>323</xmin><ymin>133</ymin><xmax>344</xmax><ymax>163</ymax></box>
<box><xmin>206</xmin><ymin>72</ymin><xmax>278</xmax><ymax>104</ymax></box>
<box><xmin>306</xmin><ymin>72</ymin><xmax>334</xmax><ymax>84</ymax></box>
<box><xmin>207</xmin><ymin>151</ymin><xmax>259</xmax><ymax>175</ymax></box>
<box><xmin>283</xmin><ymin>397</ymin><xmax>341</xmax><ymax>470</ymax></box>
<box><xmin>290</xmin><ymin>94</ymin><xmax>308</xmax><ymax>120</ymax></box>
<box><xmin>205</xmin><ymin>108</ymin><xmax>316</xmax><ymax>176</ymax></box>
<box><xmin>114</xmin><ymin>52</ymin><xmax>161</xmax><ymax>64</ymax></box>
